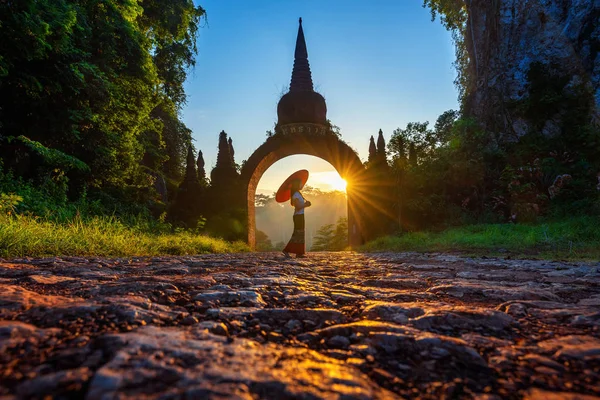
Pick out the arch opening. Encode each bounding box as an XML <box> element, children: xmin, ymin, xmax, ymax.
<box><xmin>241</xmin><ymin>133</ymin><xmax>372</xmax><ymax>250</ymax></box>
<box><xmin>255</xmin><ymin>155</ymin><xmax>348</xmax><ymax>251</ymax></box>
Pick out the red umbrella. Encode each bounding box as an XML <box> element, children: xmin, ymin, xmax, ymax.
<box><xmin>275</xmin><ymin>169</ymin><xmax>309</xmax><ymax>203</ymax></box>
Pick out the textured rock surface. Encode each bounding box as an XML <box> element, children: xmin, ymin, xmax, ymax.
<box><xmin>467</xmin><ymin>0</ymin><xmax>600</xmax><ymax>137</ymax></box>
<box><xmin>0</xmin><ymin>252</ymin><xmax>599</xmax><ymax>398</ymax></box>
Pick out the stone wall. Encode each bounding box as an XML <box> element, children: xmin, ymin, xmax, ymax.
<box><xmin>465</xmin><ymin>0</ymin><xmax>600</xmax><ymax>141</ymax></box>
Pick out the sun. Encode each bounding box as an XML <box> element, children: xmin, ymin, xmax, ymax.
<box><xmin>329</xmin><ymin>176</ymin><xmax>348</xmax><ymax>192</ymax></box>
<box><xmin>308</xmin><ymin>171</ymin><xmax>348</xmax><ymax>192</ymax></box>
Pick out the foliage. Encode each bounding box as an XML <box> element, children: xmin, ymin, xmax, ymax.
<box><xmin>0</xmin><ymin>0</ymin><xmax>215</xmax><ymax>254</ymax></box>
<box><xmin>387</xmin><ymin>110</ymin><xmax>476</xmax><ymax>230</ymax></box>
<box><xmin>204</xmin><ymin>209</ymin><xmax>246</xmax><ymax>242</ymax></box>
<box><xmin>386</xmin><ymin>73</ymin><xmax>599</xmax><ymax>230</ymax></box>
<box><xmin>12</xmin><ymin>136</ymin><xmax>89</xmax><ymax>173</ymax></box>
<box><xmin>423</xmin><ymin>0</ymin><xmax>466</xmax><ymax>32</ymax></box>
<box><xmin>0</xmin><ymin>0</ymin><xmax>204</xmax><ymax>194</ymax></box>
<box><xmin>168</xmin><ymin>146</ymin><xmax>206</xmax><ymax>228</ymax></box>
<box><xmin>0</xmin><ymin>161</ymin><xmax>159</xmax><ymax>225</ymax></box>
<box><xmin>311</xmin><ymin>224</ymin><xmax>335</xmax><ymax>251</ymax></box>
<box><xmin>368</xmin><ymin>136</ymin><xmax>377</xmax><ymax>164</ymax></box>
<box><xmin>255</xmin><ymin>230</ymin><xmax>274</xmax><ymax>251</ymax></box>
<box><xmin>197</xmin><ymin>150</ymin><xmax>207</xmax><ymax>181</ymax></box>
<box><xmin>499</xmin><ymin>62</ymin><xmax>600</xmax><ymax>219</ymax></box>
<box><xmin>365</xmin><ymin>129</ymin><xmax>395</xmax><ymax>237</ymax></box>
<box><xmin>311</xmin><ymin>217</ymin><xmax>348</xmax><ymax>251</ymax></box>
<box><xmin>422</xmin><ymin>0</ymin><xmax>469</xmax><ymax>102</ymax></box>
<box><xmin>326</xmin><ymin>120</ymin><xmax>342</xmax><ymax>138</ymax></box>
<box><xmin>210</xmin><ymin>131</ymin><xmax>239</xmax><ymax>188</ymax></box>
<box><xmin>0</xmin><ymin>213</ymin><xmax>248</xmax><ymax>258</ymax></box>
<box><xmin>0</xmin><ymin>158</ymin><xmax>246</xmax><ymax>257</ymax></box>
<box><xmin>361</xmin><ymin>216</ymin><xmax>600</xmax><ymax>261</ymax></box>
<box><xmin>206</xmin><ymin>131</ymin><xmax>244</xmax><ymax>237</ymax></box>
<box><xmin>0</xmin><ymin>193</ymin><xmax>23</xmax><ymax>216</ymax></box>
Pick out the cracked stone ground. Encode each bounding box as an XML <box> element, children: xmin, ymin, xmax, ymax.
<box><xmin>0</xmin><ymin>252</ymin><xmax>599</xmax><ymax>399</ymax></box>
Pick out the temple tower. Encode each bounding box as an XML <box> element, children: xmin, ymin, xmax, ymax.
<box><xmin>276</xmin><ymin>18</ymin><xmax>329</xmax><ymax>133</ymax></box>
<box><xmin>241</xmin><ymin>18</ymin><xmax>369</xmax><ymax>249</ymax></box>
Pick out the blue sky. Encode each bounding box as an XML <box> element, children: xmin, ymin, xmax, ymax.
<box><xmin>183</xmin><ymin>0</ymin><xmax>458</xmax><ymax>193</ymax></box>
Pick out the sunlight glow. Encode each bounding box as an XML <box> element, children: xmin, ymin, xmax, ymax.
<box><xmin>310</xmin><ymin>171</ymin><xmax>347</xmax><ymax>192</ymax></box>
<box><xmin>257</xmin><ymin>157</ymin><xmax>350</xmax><ymax>194</ymax></box>
<box><xmin>331</xmin><ymin>177</ymin><xmax>348</xmax><ymax>192</ymax></box>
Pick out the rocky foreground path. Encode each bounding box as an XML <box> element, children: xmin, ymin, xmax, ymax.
<box><xmin>0</xmin><ymin>252</ymin><xmax>599</xmax><ymax>399</ymax></box>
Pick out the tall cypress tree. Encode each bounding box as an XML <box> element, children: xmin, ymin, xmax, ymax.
<box><xmin>211</xmin><ymin>130</ymin><xmax>238</xmax><ymax>187</ymax></box>
<box><xmin>366</xmin><ymin>129</ymin><xmax>395</xmax><ymax>238</ymax></box>
<box><xmin>206</xmin><ymin>130</ymin><xmax>244</xmax><ymax>240</ymax></box>
<box><xmin>196</xmin><ymin>149</ymin><xmax>206</xmax><ymax>181</ymax></box>
<box><xmin>368</xmin><ymin>136</ymin><xmax>377</xmax><ymax>165</ymax></box>
<box><xmin>215</xmin><ymin>131</ymin><xmax>231</xmax><ymax>168</ymax></box>
<box><xmin>169</xmin><ymin>146</ymin><xmax>204</xmax><ymax>228</ymax></box>
<box><xmin>376</xmin><ymin>129</ymin><xmax>387</xmax><ymax>163</ymax></box>
<box><xmin>184</xmin><ymin>146</ymin><xmax>197</xmax><ymax>182</ymax></box>
<box><xmin>228</xmin><ymin>137</ymin><xmax>235</xmax><ymax>165</ymax></box>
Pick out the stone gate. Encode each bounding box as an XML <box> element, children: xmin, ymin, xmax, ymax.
<box><xmin>241</xmin><ymin>18</ymin><xmax>379</xmax><ymax>250</ymax></box>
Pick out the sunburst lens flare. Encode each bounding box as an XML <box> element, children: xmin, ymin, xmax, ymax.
<box><xmin>332</xmin><ymin>178</ymin><xmax>347</xmax><ymax>192</ymax></box>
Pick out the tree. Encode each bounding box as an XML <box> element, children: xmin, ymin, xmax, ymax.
<box><xmin>368</xmin><ymin>136</ymin><xmax>377</xmax><ymax>165</ymax></box>
<box><xmin>168</xmin><ymin>146</ymin><xmax>205</xmax><ymax>228</ymax></box>
<box><xmin>255</xmin><ymin>193</ymin><xmax>272</xmax><ymax>208</ymax></box>
<box><xmin>311</xmin><ymin>217</ymin><xmax>347</xmax><ymax>251</ymax></box>
<box><xmin>206</xmin><ymin>130</ymin><xmax>244</xmax><ymax>240</ymax></box>
<box><xmin>365</xmin><ymin>129</ymin><xmax>394</xmax><ymax>237</ymax></box>
<box><xmin>331</xmin><ymin>217</ymin><xmax>348</xmax><ymax>250</ymax></box>
<box><xmin>389</xmin><ymin>122</ymin><xmax>443</xmax><ymax>164</ymax></box>
<box><xmin>409</xmin><ymin>143</ymin><xmax>418</xmax><ymax>166</ymax></box>
<box><xmin>196</xmin><ymin>149</ymin><xmax>206</xmax><ymax>182</ymax></box>
<box><xmin>255</xmin><ymin>230</ymin><xmax>274</xmax><ymax>251</ymax></box>
<box><xmin>311</xmin><ymin>223</ymin><xmax>335</xmax><ymax>251</ymax></box>
<box><xmin>143</xmin><ymin>101</ymin><xmax>194</xmax><ymax>186</ymax></box>
<box><xmin>210</xmin><ymin>131</ymin><xmax>238</xmax><ymax>187</ymax></box>
<box><xmin>228</xmin><ymin>137</ymin><xmax>235</xmax><ymax>164</ymax></box>
<box><xmin>0</xmin><ymin>0</ymin><xmax>204</xmax><ymax>206</ymax></box>
<box><xmin>434</xmin><ymin>109</ymin><xmax>459</xmax><ymax>144</ymax></box>
<box><xmin>376</xmin><ymin>129</ymin><xmax>387</xmax><ymax>163</ymax></box>
<box><xmin>422</xmin><ymin>0</ymin><xmax>469</xmax><ymax>102</ymax></box>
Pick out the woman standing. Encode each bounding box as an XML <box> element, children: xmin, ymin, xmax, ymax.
<box><xmin>282</xmin><ymin>179</ymin><xmax>311</xmax><ymax>258</ymax></box>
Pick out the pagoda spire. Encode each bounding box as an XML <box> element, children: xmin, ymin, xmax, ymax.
<box><xmin>290</xmin><ymin>17</ymin><xmax>313</xmax><ymax>92</ymax></box>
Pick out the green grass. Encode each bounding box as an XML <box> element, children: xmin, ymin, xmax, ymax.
<box><xmin>361</xmin><ymin>216</ymin><xmax>600</xmax><ymax>260</ymax></box>
<box><xmin>0</xmin><ymin>215</ymin><xmax>249</xmax><ymax>258</ymax></box>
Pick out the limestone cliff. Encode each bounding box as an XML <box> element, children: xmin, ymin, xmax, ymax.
<box><xmin>464</xmin><ymin>0</ymin><xmax>600</xmax><ymax>141</ymax></box>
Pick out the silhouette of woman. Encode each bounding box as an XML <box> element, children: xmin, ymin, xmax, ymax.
<box><xmin>282</xmin><ymin>179</ymin><xmax>311</xmax><ymax>258</ymax></box>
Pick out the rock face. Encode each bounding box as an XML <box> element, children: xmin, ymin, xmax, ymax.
<box><xmin>466</xmin><ymin>0</ymin><xmax>600</xmax><ymax>139</ymax></box>
<box><xmin>0</xmin><ymin>252</ymin><xmax>599</xmax><ymax>398</ymax></box>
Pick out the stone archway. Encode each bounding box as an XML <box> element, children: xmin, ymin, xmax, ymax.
<box><xmin>239</xmin><ymin>18</ymin><xmax>384</xmax><ymax>250</ymax></box>
<box><xmin>241</xmin><ymin>132</ymin><xmax>371</xmax><ymax>250</ymax></box>
<box><xmin>241</xmin><ymin>133</ymin><xmax>367</xmax><ymax>249</ymax></box>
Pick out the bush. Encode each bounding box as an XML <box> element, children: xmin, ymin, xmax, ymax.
<box><xmin>361</xmin><ymin>217</ymin><xmax>600</xmax><ymax>260</ymax></box>
<box><xmin>0</xmin><ymin>193</ymin><xmax>22</xmax><ymax>215</ymax></box>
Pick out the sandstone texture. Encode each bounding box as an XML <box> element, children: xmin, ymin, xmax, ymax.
<box><xmin>0</xmin><ymin>252</ymin><xmax>599</xmax><ymax>399</ymax></box>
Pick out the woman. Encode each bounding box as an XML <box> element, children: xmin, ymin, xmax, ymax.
<box><xmin>282</xmin><ymin>179</ymin><xmax>311</xmax><ymax>258</ymax></box>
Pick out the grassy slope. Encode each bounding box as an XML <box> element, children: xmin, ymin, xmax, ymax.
<box><xmin>361</xmin><ymin>217</ymin><xmax>600</xmax><ymax>260</ymax></box>
<box><xmin>3</xmin><ymin>214</ymin><xmax>598</xmax><ymax>260</ymax></box>
<box><xmin>0</xmin><ymin>215</ymin><xmax>248</xmax><ymax>258</ymax></box>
